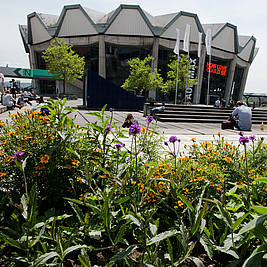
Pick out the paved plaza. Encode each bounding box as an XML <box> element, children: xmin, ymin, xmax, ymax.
<box><xmin>0</xmin><ymin>98</ymin><xmax>266</xmax><ymax>151</ymax></box>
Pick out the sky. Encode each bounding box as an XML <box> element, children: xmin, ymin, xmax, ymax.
<box><xmin>1</xmin><ymin>0</ymin><xmax>267</xmax><ymax>94</ymax></box>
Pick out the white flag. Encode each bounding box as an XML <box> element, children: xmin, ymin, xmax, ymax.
<box><xmin>198</xmin><ymin>32</ymin><xmax>202</xmax><ymax>58</ymax></box>
<box><xmin>183</xmin><ymin>24</ymin><xmax>191</xmax><ymax>52</ymax></box>
<box><xmin>0</xmin><ymin>73</ymin><xmax>4</xmax><ymax>91</ymax></box>
<box><xmin>173</xmin><ymin>28</ymin><xmax>180</xmax><ymax>55</ymax></box>
<box><xmin>205</xmin><ymin>28</ymin><xmax>212</xmax><ymax>56</ymax></box>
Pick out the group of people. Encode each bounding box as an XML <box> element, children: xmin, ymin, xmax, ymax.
<box><xmin>1</xmin><ymin>89</ymin><xmax>43</xmax><ymax>110</ymax></box>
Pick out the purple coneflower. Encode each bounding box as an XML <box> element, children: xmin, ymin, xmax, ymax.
<box><xmin>104</xmin><ymin>124</ymin><xmax>112</xmax><ymax>133</ymax></box>
<box><xmin>239</xmin><ymin>136</ymin><xmax>249</xmax><ymax>145</ymax></box>
<box><xmin>146</xmin><ymin>115</ymin><xmax>154</xmax><ymax>123</ymax></box>
<box><xmin>129</xmin><ymin>124</ymin><xmax>141</xmax><ymax>136</ymax></box>
<box><xmin>169</xmin><ymin>136</ymin><xmax>178</xmax><ymax>143</ymax></box>
<box><xmin>13</xmin><ymin>151</ymin><xmax>25</xmax><ymax>158</ymax></box>
<box><xmin>249</xmin><ymin>135</ymin><xmax>256</xmax><ymax>141</ymax></box>
<box><xmin>114</xmin><ymin>143</ymin><xmax>123</xmax><ymax>151</ymax></box>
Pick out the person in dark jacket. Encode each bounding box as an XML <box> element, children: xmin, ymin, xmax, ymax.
<box><xmin>122</xmin><ymin>114</ymin><xmax>134</xmax><ymax>128</ymax></box>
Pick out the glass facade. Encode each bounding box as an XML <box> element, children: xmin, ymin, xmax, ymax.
<box><xmin>73</xmin><ymin>44</ymin><xmax>99</xmax><ymax>74</ymax></box>
<box><xmin>105</xmin><ymin>43</ymin><xmax>153</xmax><ymax>86</ymax></box>
<box><xmin>231</xmin><ymin>66</ymin><xmax>244</xmax><ymax>101</ymax></box>
<box><xmin>200</xmin><ymin>56</ymin><xmax>230</xmax><ymax>104</ymax></box>
<box><xmin>35</xmin><ymin>52</ymin><xmax>56</xmax><ymax>95</ymax></box>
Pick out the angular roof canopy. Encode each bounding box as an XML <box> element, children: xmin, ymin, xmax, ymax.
<box><xmin>20</xmin><ymin>4</ymin><xmax>257</xmax><ymax>63</ymax></box>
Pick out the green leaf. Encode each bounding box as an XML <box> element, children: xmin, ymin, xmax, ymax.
<box><xmin>21</xmin><ymin>194</ymin><xmax>28</xmax><ymax>220</ymax></box>
<box><xmin>242</xmin><ymin>251</ymin><xmax>266</xmax><ymax>267</ymax></box>
<box><xmin>115</xmin><ymin>196</ymin><xmax>130</xmax><ymax>205</ymax></box>
<box><xmin>32</xmin><ymin>252</ymin><xmax>59</xmax><ymax>266</ymax></box>
<box><xmin>110</xmin><ymin>245</ymin><xmax>138</xmax><ymax>262</ymax></box>
<box><xmin>149</xmin><ymin>222</ymin><xmax>157</xmax><ymax>236</ymax></box>
<box><xmin>146</xmin><ymin>230</ymin><xmax>178</xmax><ymax>246</ymax></box>
<box><xmin>238</xmin><ymin>214</ymin><xmax>267</xmax><ymax>236</ymax></box>
<box><xmin>114</xmin><ymin>223</ymin><xmax>128</xmax><ymax>245</ymax></box>
<box><xmin>252</xmin><ymin>206</ymin><xmax>267</xmax><ymax>215</ymax></box>
<box><xmin>65</xmin><ymin>198</ymin><xmax>101</xmax><ymax>215</ymax></box>
<box><xmin>215</xmin><ymin>246</ymin><xmax>239</xmax><ymax>259</ymax></box>
<box><xmin>63</xmin><ymin>245</ymin><xmax>87</xmax><ymax>258</ymax></box>
<box><xmin>254</xmin><ymin>177</ymin><xmax>267</xmax><ymax>183</ymax></box>
<box><xmin>232</xmin><ymin>213</ymin><xmax>249</xmax><ymax>232</ymax></box>
<box><xmin>188</xmin><ymin>256</ymin><xmax>204</xmax><ymax>267</ymax></box>
<box><xmin>167</xmin><ymin>238</ymin><xmax>174</xmax><ymax>265</ymax></box>
<box><xmin>178</xmin><ymin>194</ymin><xmax>194</xmax><ymax>213</ymax></box>
<box><xmin>200</xmin><ymin>235</ymin><xmax>214</xmax><ymax>259</ymax></box>
<box><xmin>0</xmin><ymin>232</ymin><xmax>24</xmax><ymax>250</ymax></box>
<box><xmin>125</xmin><ymin>214</ymin><xmax>141</xmax><ymax>228</ymax></box>
<box><xmin>68</xmin><ymin>201</ymin><xmax>84</xmax><ymax>224</ymax></box>
<box><xmin>78</xmin><ymin>255</ymin><xmax>92</xmax><ymax>267</ymax></box>
<box><xmin>29</xmin><ymin>222</ymin><xmax>46</xmax><ymax>248</ymax></box>
<box><xmin>173</xmin><ymin>241</ymin><xmax>195</xmax><ymax>266</ymax></box>
<box><xmin>216</xmin><ymin>202</ymin><xmax>232</xmax><ymax>228</ymax></box>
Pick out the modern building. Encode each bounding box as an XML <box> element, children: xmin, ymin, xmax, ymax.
<box><xmin>19</xmin><ymin>4</ymin><xmax>258</xmax><ymax>104</ymax></box>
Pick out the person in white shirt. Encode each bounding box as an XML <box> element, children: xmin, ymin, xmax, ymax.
<box><xmin>2</xmin><ymin>90</ymin><xmax>16</xmax><ymax>109</ymax></box>
<box><xmin>231</xmin><ymin>101</ymin><xmax>252</xmax><ymax>131</ymax></box>
<box><xmin>214</xmin><ymin>98</ymin><xmax>220</xmax><ymax>108</ymax></box>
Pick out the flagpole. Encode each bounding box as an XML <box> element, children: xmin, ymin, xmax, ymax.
<box><xmin>185</xmin><ymin>50</ymin><xmax>189</xmax><ymax>104</ymax></box>
<box><xmin>175</xmin><ymin>55</ymin><xmax>179</xmax><ymax>105</ymax></box>
<box><xmin>174</xmin><ymin>28</ymin><xmax>180</xmax><ymax>105</ymax></box>
<box><xmin>205</xmin><ymin>28</ymin><xmax>212</xmax><ymax>106</ymax></box>
<box><xmin>207</xmin><ymin>54</ymin><xmax>211</xmax><ymax>105</ymax></box>
<box><xmin>183</xmin><ymin>24</ymin><xmax>190</xmax><ymax>104</ymax></box>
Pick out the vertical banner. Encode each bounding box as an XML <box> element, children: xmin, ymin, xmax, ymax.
<box><xmin>198</xmin><ymin>32</ymin><xmax>202</xmax><ymax>58</ymax></box>
<box><xmin>205</xmin><ymin>28</ymin><xmax>212</xmax><ymax>105</ymax></box>
<box><xmin>0</xmin><ymin>73</ymin><xmax>4</xmax><ymax>92</ymax></box>
<box><xmin>183</xmin><ymin>24</ymin><xmax>191</xmax><ymax>52</ymax></box>
<box><xmin>173</xmin><ymin>28</ymin><xmax>180</xmax><ymax>55</ymax></box>
<box><xmin>205</xmin><ymin>28</ymin><xmax>212</xmax><ymax>56</ymax></box>
<box><xmin>174</xmin><ymin>28</ymin><xmax>180</xmax><ymax>105</ymax></box>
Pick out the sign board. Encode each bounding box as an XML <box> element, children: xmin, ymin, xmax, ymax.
<box><xmin>206</xmin><ymin>63</ymin><xmax>227</xmax><ymax>76</ymax></box>
<box><xmin>0</xmin><ymin>67</ymin><xmax>57</xmax><ymax>79</ymax></box>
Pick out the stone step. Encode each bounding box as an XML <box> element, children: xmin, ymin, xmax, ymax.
<box><xmin>157</xmin><ymin>117</ymin><xmax>267</xmax><ymax>124</ymax></box>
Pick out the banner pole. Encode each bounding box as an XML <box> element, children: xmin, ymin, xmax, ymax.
<box><xmin>185</xmin><ymin>50</ymin><xmax>189</xmax><ymax>104</ymax></box>
<box><xmin>207</xmin><ymin>54</ymin><xmax>211</xmax><ymax>105</ymax></box>
<box><xmin>175</xmin><ymin>55</ymin><xmax>180</xmax><ymax>105</ymax></box>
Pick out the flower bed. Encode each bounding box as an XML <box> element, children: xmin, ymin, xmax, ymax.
<box><xmin>0</xmin><ymin>99</ymin><xmax>266</xmax><ymax>266</ymax></box>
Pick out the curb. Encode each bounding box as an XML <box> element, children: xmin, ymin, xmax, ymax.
<box><xmin>0</xmin><ymin>105</ymin><xmax>7</xmax><ymax>114</ymax></box>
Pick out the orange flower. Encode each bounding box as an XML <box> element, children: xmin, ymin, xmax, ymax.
<box><xmin>76</xmin><ymin>177</ymin><xmax>82</xmax><ymax>183</ymax></box>
<box><xmin>66</xmin><ymin>164</ymin><xmax>72</xmax><ymax>169</ymax></box>
<box><xmin>0</xmin><ymin>172</ymin><xmax>7</xmax><ymax>177</ymax></box>
<box><xmin>72</xmin><ymin>159</ymin><xmax>80</xmax><ymax>167</ymax></box>
<box><xmin>40</xmin><ymin>154</ymin><xmax>50</xmax><ymax>164</ymax></box>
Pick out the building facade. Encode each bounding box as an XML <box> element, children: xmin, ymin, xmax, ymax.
<box><xmin>19</xmin><ymin>4</ymin><xmax>258</xmax><ymax>104</ymax></box>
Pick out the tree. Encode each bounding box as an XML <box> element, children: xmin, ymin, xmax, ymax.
<box><xmin>122</xmin><ymin>55</ymin><xmax>163</xmax><ymax>96</ymax></box>
<box><xmin>163</xmin><ymin>54</ymin><xmax>198</xmax><ymax>101</ymax></box>
<box><xmin>42</xmin><ymin>38</ymin><xmax>85</xmax><ymax>95</ymax></box>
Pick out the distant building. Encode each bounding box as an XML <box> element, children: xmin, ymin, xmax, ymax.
<box><xmin>19</xmin><ymin>4</ymin><xmax>258</xmax><ymax>104</ymax></box>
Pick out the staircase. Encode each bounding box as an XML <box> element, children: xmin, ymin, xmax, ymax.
<box><xmin>146</xmin><ymin>103</ymin><xmax>267</xmax><ymax>124</ymax></box>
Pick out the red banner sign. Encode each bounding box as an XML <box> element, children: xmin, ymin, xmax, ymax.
<box><xmin>206</xmin><ymin>63</ymin><xmax>227</xmax><ymax>76</ymax></box>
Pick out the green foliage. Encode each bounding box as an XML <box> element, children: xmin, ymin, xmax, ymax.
<box><xmin>0</xmin><ymin>100</ymin><xmax>266</xmax><ymax>266</ymax></box>
<box><xmin>163</xmin><ymin>54</ymin><xmax>198</xmax><ymax>95</ymax></box>
<box><xmin>42</xmin><ymin>38</ymin><xmax>85</xmax><ymax>94</ymax></box>
<box><xmin>122</xmin><ymin>55</ymin><xmax>164</xmax><ymax>94</ymax></box>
